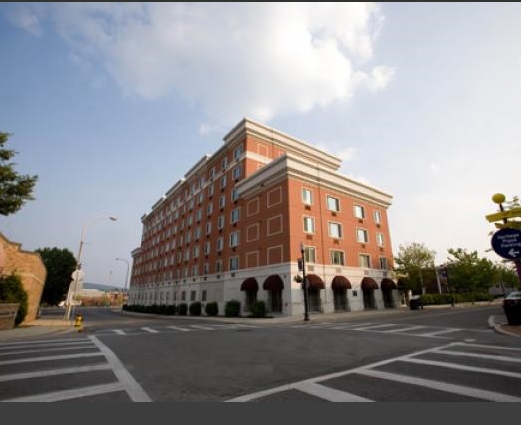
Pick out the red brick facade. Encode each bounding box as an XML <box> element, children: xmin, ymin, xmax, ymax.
<box><xmin>0</xmin><ymin>233</ymin><xmax>47</xmax><ymax>323</ymax></box>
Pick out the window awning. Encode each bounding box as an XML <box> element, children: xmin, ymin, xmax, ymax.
<box><xmin>381</xmin><ymin>278</ymin><xmax>397</xmax><ymax>290</ymax></box>
<box><xmin>241</xmin><ymin>277</ymin><xmax>259</xmax><ymax>291</ymax></box>
<box><xmin>306</xmin><ymin>274</ymin><xmax>324</xmax><ymax>290</ymax></box>
<box><xmin>263</xmin><ymin>275</ymin><xmax>284</xmax><ymax>291</ymax></box>
<box><xmin>331</xmin><ymin>275</ymin><xmax>352</xmax><ymax>290</ymax></box>
<box><xmin>361</xmin><ymin>277</ymin><xmax>378</xmax><ymax>290</ymax></box>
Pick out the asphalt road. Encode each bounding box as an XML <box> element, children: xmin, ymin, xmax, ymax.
<box><xmin>1</xmin><ymin>305</ymin><xmax>520</xmax><ymax>402</ymax></box>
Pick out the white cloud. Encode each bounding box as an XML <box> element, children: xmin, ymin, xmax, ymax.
<box><xmin>14</xmin><ymin>2</ymin><xmax>393</xmax><ymax>126</ymax></box>
<box><xmin>6</xmin><ymin>6</ymin><xmax>42</xmax><ymax>35</ymax></box>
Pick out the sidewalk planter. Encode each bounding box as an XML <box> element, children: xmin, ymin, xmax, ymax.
<box><xmin>0</xmin><ymin>303</ymin><xmax>20</xmax><ymax>331</ymax></box>
<box><xmin>409</xmin><ymin>299</ymin><xmax>421</xmax><ymax>310</ymax></box>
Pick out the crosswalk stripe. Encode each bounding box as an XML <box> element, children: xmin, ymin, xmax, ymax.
<box><xmin>358</xmin><ymin>368</ymin><xmax>521</xmax><ymax>402</ymax></box>
<box><xmin>113</xmin><ymin>329</ymin><xmax>126</xmax><ymax>335</ymax></box>
<box><xmin>141</xmin><ymin>327</ymin><xmax>160</xmax><ymax>334</ymax></box>
<box><xmin>167</xmin><ymin>325</ymin><xmax>192</xmax><ymax>332</ymax></box>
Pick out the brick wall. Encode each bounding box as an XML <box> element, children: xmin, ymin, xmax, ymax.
<box><xmin>0</xmin><ymin>233</ymin><xmax>47</xmax><ymax>323</ymax></box>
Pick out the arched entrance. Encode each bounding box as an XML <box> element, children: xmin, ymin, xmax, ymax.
<box><xmin>263</xmin><ymin>275</ymin><xmax>284</xmax><ymax>313</ymax></box>
<box><xmin>241</xmin><ymin>277</ymin><xmax>258</xmax><ymax>311</ymax></box>
<box><xmin>381</xmin><ymin>278</ymin><xmax>397</xmax><ymax>308</ymax></box>
<box><xmin>361</xmin><ymin>277</ymin><xmax>378</xmax><ymax>309</ymax></box>
<box><xmin>332</xmin><ymin>276</ymin><xmax>351</xmax><ymax>311</ymax></box>
<box><xmin>306</xmin><ymin>274</ymin><xmax>324</xmax><ymax>313</ymax></box>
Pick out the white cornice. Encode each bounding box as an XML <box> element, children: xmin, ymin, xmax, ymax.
<box><xmin>237</xmin><ymin>153</ymin><xmax>393</xmax><ymax>207</ymax></box>
<box><xmin>224</xmin><ymin>117</ymin><xmax>342</xmax><ymax>171</ymax></box>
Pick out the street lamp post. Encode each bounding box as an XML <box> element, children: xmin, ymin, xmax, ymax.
<box><xmin>300</xmin><ymin>242</ymin><xmax>310</xmax><ymax>322</ymax></box>
<box><xmin>116</xmin><ymin>257</ymin><xmax>130</xmax><ymax>307</ymax></box>
<box><xmin>64</xmin><ymin>215</ymin><xmax>117</xmax><ymax>321</ymax></box>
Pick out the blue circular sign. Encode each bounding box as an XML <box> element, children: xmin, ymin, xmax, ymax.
<box><xmin>491</xmin><ymin>228</ymin><xmax>521</xmax><ymax>260</ymax></box>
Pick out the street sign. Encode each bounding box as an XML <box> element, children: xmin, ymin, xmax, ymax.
<box><xmin>491</xmin><ymin>228</ymin><xmax>521</xmax><ymax>260</ymax></box>
<box><xmin>486</xmin><ymin>207</ymin><xmax>521</xmax><ymax>223</ymax></box>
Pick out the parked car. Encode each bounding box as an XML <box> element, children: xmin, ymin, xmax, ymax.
<box><xmin>503</xmin><ymin>291</ymin><xmax>521</xmax><ymax>325</ymax></box>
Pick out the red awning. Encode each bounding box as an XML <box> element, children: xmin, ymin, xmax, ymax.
<box><xmin>361</xmin><ymin>277</ymin><xmax>378</xmax><ymax>290</ymax></box>
<box><xmin>306</xmin><ymin>274</ymin><xmax>325</xmax><ymax>290</ymax></box>
<box><xmin>263</xmin><ymin>275</ymin><xmax>284</xmax><ymax>291</ymax></box>
<box><xmin>241</xmin><ymin>277</ymin><xmax>259</xmax><ymax>291</ymax></box>
<box><xmin>381</xmin><ymin>278</ymin><xmax>397</xmax><ymax>290</ymax></box>
<box><xmin>331</xmin><ymin>276</ymin><xmax>352</xmax><ymax>290</ymax></box>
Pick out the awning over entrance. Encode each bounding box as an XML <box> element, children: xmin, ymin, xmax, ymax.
<box><xmin>381</xmin><ymin>278</ymin><xmax>397</xmax><ymax>290</ymax></box>
<box><xmin>241</xmin><ymin>277</ymin><xmax>259</xmax><ymax>291</ymax></box>
<box><xmin>306</xmin><ymin>274</ymin><xmax>325</xmax><ymax>290</ymax></box>
<box><xmin>263</xmin><ymin>274</ymin><xmax>284</xmax><ymax>291</ymax></box>
<box><xmin>361</xmin><ymin>277</ymin><xmax>378</xmax><ymax>290</ymax></box>
<box><xmin>331</xmin><ymin>275</ymin><xmax>352</xmax><ymax>290</ymax></box>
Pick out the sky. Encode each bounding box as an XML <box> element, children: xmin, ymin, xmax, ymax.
<box><xmin>0</xmin><ymin>2</ymin><xmax>520</xmax><ymax>288</ymax></box>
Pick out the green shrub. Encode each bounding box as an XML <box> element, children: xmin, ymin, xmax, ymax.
<box><xmin>165</xmin><ymin>305</ymin><xmax>177</xmax><ymax>315</ymax></box>
<box><xmin>189</xmin><ymin>301</ymin><xmax>202</xmax><ymax>316</ymax></box>
<box><xmin>205</xmin><ymin>301</ymin><xmax>218</xmax><ymax>316</ymax></box>
<box><xmin>178</xmin><ymin>303</ymin><xmax>188</xmax><ymax>315</ymax></box>
<box><xmin>0</xmin><ymin>273</ymin><xmax>28</xmax><ymax>326</ymax></box>
<box><xmin>249</xmin><ymin>300</ymin><xmax>266</xmax><ymax>318</ymax></box>
<box><xmin>225</xmin><ymin>299</ymin><xmax>241</xmax><ymax>317</ymax></box>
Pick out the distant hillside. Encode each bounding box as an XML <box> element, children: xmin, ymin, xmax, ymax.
<box><xmin>83</xmin><ymin>282</ymin><xmax>124</xmax><ymax>292</ymax></box>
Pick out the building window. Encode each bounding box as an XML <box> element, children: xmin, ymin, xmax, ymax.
<box><xmin>229</xmin><ymin>256</ymin><xmax>239</xmax><ymax>271</ymax></box>
<box><xmin>195</xmin><ymin>209</ymin><xmax>202</xmax><ymax>222</ymax></box>
<box><xmin>209</xmin><ymin>167</ymin><xmax>215</xmax><ymax>181</ymax></box>
<box><xmin>203</xmin><ymin>263</ymin><xmax>210</xmax><ymax>275</ymax></box>
<box><xmin>234</xmin><ymin>145</ymin><xmax>243</xmax><ymax>161</ymax></box>
<box><xmin>230</xmin><ymin>231</ymin><xmax>240</xmax><ymax>247</ymax></box>
<box><xmin>302</xmin><ymin>188</ymin><xmax>313</xmax><ymax>205</ymax></box>
<box><xmin>376</xmin><ymin>233</ymin><xmax>384</xmax><ymax>246</ymax></box>
<box><xmin>304</xmin><ymin>246</ymin><xmax>316</xmax><ymax>263</ymax></box>
<box><xmin>208</xmin><ymin>184</ymin><xmax>214</xmax><ymax>197</ymax></box>
<box><xmin>193</xmin><ymin>245</ymin><xmax>200</xmax><ymax>258</ymax></box>
<box><xmin>303</xmin><ymin>216</ymin><xmax>315</xmax><ymax>233</ymax></box>
<box><xmin>192</xmin><ymin>265</ymin><xmax>199</xmax><ymax>277</ymax></box>
<box><xmin>206</xmin><ymin>222</ymin><xmax>212</xmax><ymax>235</ymax></box>
<box><xmin>357</xmin><ymin>228</ymin><xmax>368</xmax><ymax>243</ymax></box>
<box><xmin>374</xmin><ymin>210</ymin><xmax>382</xmax><ymax>224</ymax></box>
<box><xmin>232</xmin><ymin>166</ymin><xmax>241</xmax><ymax>180</ymax></box>
<box><xmin>181</xmin><ymin>291</ymin><xmax>186</xmax><ymax>301</ymax></box>
<box><xmin>217</xmin><ymin>237</ymin><xmax>224</xmax><ymax>252</ymax></box>
<box><xmin>380</xmin><ymin>257</ymin><xmax>388</xmax><ymax>270</ymax></box>
<box><xmin>231</xmin><ymin>208</ymin><xmax>240</xmax><ymax>224</ymax></box>
<box><xmin>218</xmin><ymin>215</ymin><xmax>225</xmax><ymax>229</ymax></box>
<box><xmin>331</xmin><ymin>250</ymin><xmax>345</xmax><ymax>266</ymax></box>
<box><xmin>219</xmin><ymin>195</ymin><xmax>226</xmax><ymax>209</ymax></box>
<box><xmin>328</xmin><ymin>222</ymin><xmax>342</xmax><ymax>239</ymax></box>
<box><xmin>222</xmin><ymin>157</ymin><xmax>228</xmax><ymax>170</ymax></box>
<box><xmin>198</xmin><ymin>192</ymin><xmax>204</xmax><ymax>204</ymax></box>
<box><xmin>354</xmin><ymin>205</ymin><xmax>365</xmax><ymax>219</ymax></box>
<box><xmin>202</xmin><ymin>290</ymin><xmax>207</xmax><ymax>302</ymax></box>
<box><xmin>216</xmin><ymin>260</ymin><xmax>223</xmax><ymax>272</ymax></box>
<box><xmin>231</xmin><ymin>188</ymin><xmax>239</xmax><ymax>202</ymax></box>
<box><xmin>204</xmin><ymin>241</ymin><xmax>211</xmax><ymax>255</ymax></box>
<box><xmin>220</xmin><ymin>175</ymin><xmax>227</xmax><ymax>189</ymax></box>
<box><xmin>359</xmin><ymin>254</ymin><xmax>371</xmax><ymax>268</ymax></box>
<box><xmin>190</xmin><ymin>290</ymin><xmax>196</xmax><ymax>301</ymax></box>
<box><xmin>326</xmin><ymin>195</ymin><xmax>340</xmax><ymax>212</ymax></box>
<box><xmin>207</xmin><ymin>203</ymin><xmax>213</xmax><ymax>216</ymax></box>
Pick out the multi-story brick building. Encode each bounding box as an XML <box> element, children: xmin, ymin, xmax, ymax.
<box><xmin>128</xmin><ymin>118</ymin><xmax>398</xmax><ymax>317</ymax></box>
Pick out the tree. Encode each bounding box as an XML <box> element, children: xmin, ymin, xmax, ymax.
<box><xmin>0</xmin><ymin>132</ymin><xmax>38</xmax><ymax>216</ymax></box>
<box><xmin>0</xmin><ymin>273</ymin><xmax>28</xmax><ymax>326</ymax></box>
<box><xmin>447</xmin><ymin>248</ymin><xmax>497</xmax><ymax>299</ymax></box>
<box><xmin>36</xmin><ymin>247</ymin><xmax>77</xmax><ymax>306</ymax></box>
<box><xmin>394</xmin><ymin>242</ymin><xmax>436</xmax><ymax>294</ymax></box>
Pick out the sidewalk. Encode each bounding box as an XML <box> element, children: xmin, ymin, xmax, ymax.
<box><xmin>0</xmin><ymin>304</ymin><xmax>519</xmax><ymax>342</ymax></box>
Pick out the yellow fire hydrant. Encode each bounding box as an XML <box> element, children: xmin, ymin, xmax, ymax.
<box><xmin>74</xmin><ymin>314</ymin><xmax>83</xmax><ymax>330</ymax></box>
